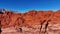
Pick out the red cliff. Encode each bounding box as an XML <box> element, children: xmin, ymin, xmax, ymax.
<box><xmin>1</xmin><ymin>10</ymin><xmax>60</xmax><ymax>34</ymax></box>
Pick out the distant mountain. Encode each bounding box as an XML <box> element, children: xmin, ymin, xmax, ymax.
<box><xmin>0</xmin><ymin>9</ymin><xmax>5</xmax><ymax>14</ymax></box>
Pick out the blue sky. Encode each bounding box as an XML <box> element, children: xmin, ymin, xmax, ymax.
<box><xmin>0</xmin><ymin>0</ymin><xmax>60</xmax><ymax>12</ymax></box>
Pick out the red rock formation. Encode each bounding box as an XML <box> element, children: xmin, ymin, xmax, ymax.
<box><xmin>0</xmin><ymin>10</ymin><xmax>60</xmax><ymax>34</ymax></box>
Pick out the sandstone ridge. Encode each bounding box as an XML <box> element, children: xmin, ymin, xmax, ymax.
<box><xmin>0</xmin><ymin>10</ymin><xmax>60</xmax><ymax>34</ymax></box>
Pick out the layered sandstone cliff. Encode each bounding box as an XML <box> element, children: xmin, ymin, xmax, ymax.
<box><xmin>0</xmin><ymin>10</ymin><xmax>60</xmax><ymax>34</ymax></box>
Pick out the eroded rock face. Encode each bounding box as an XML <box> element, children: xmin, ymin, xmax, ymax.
<box><xmin>0</xmin><ymin>10</ymin><xmax>60</xmax><ymax>34</ymax></box>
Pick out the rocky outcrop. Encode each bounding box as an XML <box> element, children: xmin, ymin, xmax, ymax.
<box><xmin>0</xmin><ymin>10</ymin><xmax>60</xmax><ymax>34</ymax></box>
